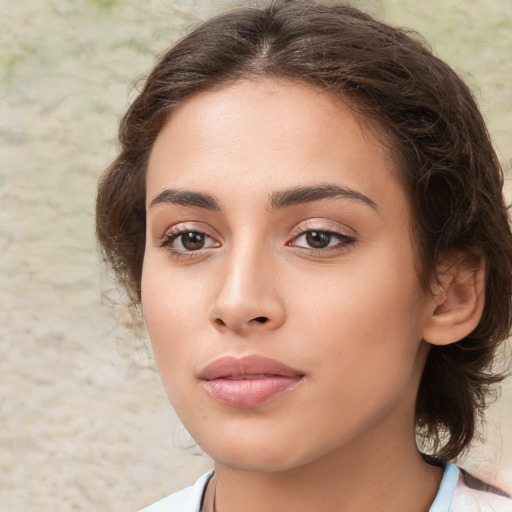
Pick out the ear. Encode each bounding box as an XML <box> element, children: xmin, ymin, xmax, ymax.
<box><xmin>422</xmin><ymin>252</ymin><xmax>485</xmax><ymax>346</ymax></box>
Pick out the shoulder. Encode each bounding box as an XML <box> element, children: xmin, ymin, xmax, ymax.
<box><xmin>138</xmin><ymin>471</ymin><xmax>214</xmax><ymax>512</ymax></box>
<box><xmin>450</xmin><ymin>467</ymin><xmax>512</xmax><ymax>512</ymax></box>
<box><xmin>428</xmin><ymin>458</ymin><xmax>511</xmax><ymax>512</ymax></box>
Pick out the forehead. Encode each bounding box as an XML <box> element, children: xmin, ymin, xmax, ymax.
<box><xmin>147</xmin><ymin>78</ymin><xmax>405</xmax><ymax>216</ymax></box>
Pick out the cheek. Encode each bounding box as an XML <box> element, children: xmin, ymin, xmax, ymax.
<box><xmin>300</xmin><ymin>250</ymin><xmax>426</xmax><ymax>371</ymax></box>
<box><xmin>300</xmin><ymin>268</ymin><xmax>426</xmax><ymax>433</ymax></box>
<box><xmin>142</xmin><ymin>288</ymin><xmax>200</xmax><ymax>417</ymax></box>
<box><xmin>142</xmin><ymin>251</ymin><xmax>208</xmax><ymax>328</ymax></box>
<box><xmin>141</xmin><ymin>258</ymin><xmax>201</xmax><ymax>379</ymax></box>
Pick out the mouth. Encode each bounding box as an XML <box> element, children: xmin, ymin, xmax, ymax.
<box><xmin>199</xmin><ymin>355</ymin><xmax>305</xmax><ymax>408</ymax></box>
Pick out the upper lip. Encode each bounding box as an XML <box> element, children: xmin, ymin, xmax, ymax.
<box><xmin>199</xmin><ymin>355</ymin><xmax>304</xmax><ymax>380</ymax></box>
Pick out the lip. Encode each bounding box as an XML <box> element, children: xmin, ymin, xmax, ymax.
<box><xmin>199</xmin><ymin>355</ymin><xmax>304</xmax><ymax>408</ymax></box>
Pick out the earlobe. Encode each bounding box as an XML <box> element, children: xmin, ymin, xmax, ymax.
<box><xmin>422</xmin><ymin>252</ymin><xmax>485</xmax><ymax>346</ymax></box>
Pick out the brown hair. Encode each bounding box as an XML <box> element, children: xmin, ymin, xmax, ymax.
<box><xmin>96</xmin><ymin>0</ymin><xmax>512</xmax><ymax>460</ymax></box>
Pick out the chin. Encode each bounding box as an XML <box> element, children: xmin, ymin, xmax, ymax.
<box><xmin>193</xmin><ymin>429</ymin><xmax>334</xmax><ymax>475</ymax></box>
<box><xmin>213</xmin><ymin>451</ymin><xmax>306</xmax><ymax>474</ymax></box>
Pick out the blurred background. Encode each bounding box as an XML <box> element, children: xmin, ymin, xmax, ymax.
<box><xmin>1</xmin><ymin>1</ymin><xmax>511</xmax><ymax>510</ymax></box>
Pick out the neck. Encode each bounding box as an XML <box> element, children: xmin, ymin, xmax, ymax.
<box><xmin>206</xmin><ymin>417</ymin><xmax>442</xmax><ymax>512</ymax></box>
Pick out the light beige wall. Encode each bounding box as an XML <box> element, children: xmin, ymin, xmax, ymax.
<box><xmin>1</xmin><ymin>1</ymin><xmax>510</xmax><ymax>510</ymax></box>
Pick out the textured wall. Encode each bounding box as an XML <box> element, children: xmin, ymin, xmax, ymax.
<box><xmin>1</xmin><ymin>1</ymin><xmax>511</xmax><ymax>510</ymax></box>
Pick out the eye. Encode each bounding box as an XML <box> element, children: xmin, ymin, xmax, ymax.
<box><xmin>176</xmin><ymin>231</ymin><xmax>208</xmax><ymax>251</ymax></box>
<box><xmin>302</xmin><ymin>231</ymin><xmax>334</xmax><ymax>249</ymax></box>
<box><xmin>290</xmin><ymin>229</ymin><xmax>356</xmax><ymax>252</ymax></box>
<box><xmin>159</xmin><ymin>228</ymin><xmax>220</xmax><ymax>254</ymax></box>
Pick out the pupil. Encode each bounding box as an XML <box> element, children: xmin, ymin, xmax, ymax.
<box><xmin>306</xmin><ymin>231</ymin><xmax>331</xmax><ymax>248</ymax></box>
<box><xmin>182</xmin><ymin>232</ymin><xmax>205</xmax><ymax>250</ymax></box>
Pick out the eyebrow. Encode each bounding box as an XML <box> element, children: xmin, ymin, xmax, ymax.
<box><xmin>149</xmin><ymin>183</ymin><xmax>377</xmax><ymax>212</ymax></box>
<box><xmin>149</xmin><ymin>188</ymin><xmax>221</xmax><ymax>211</ymax></box>
<box><xmin>268</xmin><ymin>184</ymin><xmax>378</xmax><ymax>211</ymax></box>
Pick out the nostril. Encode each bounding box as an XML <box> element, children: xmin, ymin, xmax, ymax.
<box><xmin>253</xmin><ymin>316</ymin><xmax>269</xmax><ymax>324</ymax></box>
<box><xmin>216</xmin><ymin>318</ymin><xmax>226</xmax><ymax>326</ymax></box>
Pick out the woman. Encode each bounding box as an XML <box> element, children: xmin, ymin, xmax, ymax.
<box><xmin>96</xmin><ymin>2</ymin><xmax>512</xmax><ymax>510</ymax></box>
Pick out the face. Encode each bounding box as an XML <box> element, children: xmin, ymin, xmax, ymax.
<box><xmin>142</xmin><ymin>79</ymin><xmax>433</xmax><ymax>473</ymax></box>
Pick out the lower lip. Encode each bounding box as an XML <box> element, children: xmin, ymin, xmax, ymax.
<box><xmin>203</xmin><ymin>375</ymin><xmax>302</xmax><ymax>408</ymax></box>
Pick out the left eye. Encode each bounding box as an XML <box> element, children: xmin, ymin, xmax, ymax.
<box><xmin>291</xmin><ymin>230</ymin><xmax>354</xmax><ymax>250</ymax></box>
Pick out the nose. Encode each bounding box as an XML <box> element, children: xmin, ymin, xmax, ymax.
<box><xmin>208</xmin><ymin>244</ymin><xmax>286</xmax><ymax>335</ymax></box>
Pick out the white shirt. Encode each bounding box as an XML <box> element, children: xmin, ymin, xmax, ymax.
<box><xmin>139</xmin><ymin>461</ymin><xmax>511</xmax><ymax>512</ymax></box>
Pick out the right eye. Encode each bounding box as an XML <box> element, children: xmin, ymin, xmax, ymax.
<box><xmin>159</xmin><ymin>228</ymin><xmax>220</xmax><ymax>255</ymax></box>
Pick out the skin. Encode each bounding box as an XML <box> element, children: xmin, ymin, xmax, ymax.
<box><xmin>142</xmin><ymin>79</ymin><xmax>444</xmax><ymax>512</ymax></box>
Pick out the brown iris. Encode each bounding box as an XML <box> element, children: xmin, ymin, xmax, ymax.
<box><xmin>306</xmin><ymin>231</ymin><xmax>332</xmax><ymax>249</ymax></box>
<box><xmin>181</xmin><ymin>232</ymin><xmax>206</xmax><ymax>251</ymax></box>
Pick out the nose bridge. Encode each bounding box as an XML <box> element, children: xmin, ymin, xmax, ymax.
<box><xmin>210</xmin><ymin>235</ymin><xmax>285</xmax><ymax>333</ymax></box>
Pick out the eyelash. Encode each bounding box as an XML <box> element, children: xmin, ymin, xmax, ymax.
<box><xmin>158</xmin><ymin>225</ymin><xmax>220</xmax><ymax>258</ymax></box>
<box><xmin>287</xmin><ymin>224</ymin><xmax>356</xmax><ymax>254</ymax></box>
<box><xmin>158</xmin><ymin>224</ymin><xmax>356</xmax><ymax>258</ymax></box>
